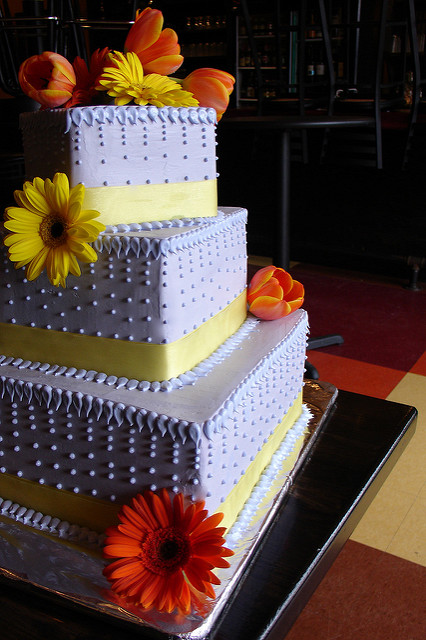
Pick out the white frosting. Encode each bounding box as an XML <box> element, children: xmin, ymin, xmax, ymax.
<box><xmin>226</xmin><ymin>404</ymin><xmax>312</xmax><ymax>546</ymax></box>
<box><xmin>0</xmin><ymin>317</ymin><xmax>258</xmax><ymax>392</ymax></box>
<box><xmin>0</xmin><ymin>310</ymin><xmax>308</xmax><ymax>516</ymax></box>
<box><xmin>20</xmin><ymin>106</ymin><xmax>218</xmax><ymax>189</ymax></box>
<box><xmin>0</xmin><ymin>207</ymin><xmax>247</xmax><ymax>346</ymax></box>
<box><xmin>0</xmin><ymin>405</ymin><xmax>312</xmax><ymax>550</ymax></box>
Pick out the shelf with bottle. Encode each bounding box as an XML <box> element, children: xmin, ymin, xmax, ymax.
<box><xmin>183</xmin><ymin>14</ymin><xmax>227</xmax><ymax>32</ymax></box>
<box><xmin>238</xmin><ymin>40</ymin><xmax>282</xmax><ymax>69</ymax></box>
<box><xmin>238</xmin><ymin>12</ymin><xmax>275</xmax><ymax>38</ymax></box>
<box><xmin>238</xmin><ymin>73</ymin><xmax>279</xmax><ymax>101</ymax></box>
<box><xmin>180</xmin><ymin>11</ymin><xmax>229</xmax><ymax>57</ymax></box>
<box><xmin>181</xmin><ymin>41</ymin><xmax>227</xmax><ymax>58</ymax></box>
<box><xmin>165</xmin><ymin>2</ymin><xmax>236</xmax><ymax>90</ymax></box>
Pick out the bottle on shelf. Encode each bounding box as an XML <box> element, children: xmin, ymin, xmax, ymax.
<box><xmin>306</xmin><ymin>45</ymin><xmax>315</xmax><ymax>81</ymax></box>
<box><xmin>315</xmin><ymin>57</ymin><xmax>325</xmax><ymax>78</ymax></box>
<box><xmin>307</xmin><ymin>13</ymin><xmax>317</xmax><ymax>39</ymax></box>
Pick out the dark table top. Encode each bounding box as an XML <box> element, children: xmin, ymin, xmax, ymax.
<box><xmin>221</xmin><ymin>113</ymin><xmax>375</xmax><ymax>131</ymax></box>
<box><xmin>0</xmin><ymin>387</ymin><xmax>417</xmax><ymax>640</ymax></box>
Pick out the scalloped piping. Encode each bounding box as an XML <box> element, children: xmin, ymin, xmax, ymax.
<box><xmin>0</xmin><ymin>313</ymin><xmax>308</xmax><ymax>446</ymax></box>
<box><xmin>0</xmin><ymin>496</ymin><xmax>104</xmax><ymax>548</ymax></box>
<box><xmin>104</xmin><ymin>209</ymin><xmax>227</xmax><ymax>234</ymax></box>
<box><xmin>64</xmin><ymin>105</ymin><xmax>217</xmax><ymax>133</ymax></box>
<box><xmin>0</xmin><ymin>316</ymin><xmax>258</xmax><ymax>394</ymax></box>
<box><xmin>226</xmin><ymin>404</ymin><xmax>312</xmax><ymax>548</ymax></box>
<box><xmin>95</xmin><ymin>208</ymin><xmax>247</xmax><ymax>259</ymax></box>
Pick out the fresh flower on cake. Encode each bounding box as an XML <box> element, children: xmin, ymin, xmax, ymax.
<box><xmin>16</xmin><ymin>6</ymin><xmax>235</xmax><ymax>120</ymax></box>
<box><xmin>64</xmin><ymin>47</ymin><xmax>110</xmax><ymax>108</ymax></box>
<box><xmin>124</xmin><ymin>6</ymin><xmax>183</xmax><ymax>75</ymax></box>
<box><xmin>96</xmin><ymin>51</ymin><xmax>198</xmax><ymax>107</ymax></box>
<box><xmin>181</xmin><ymin>68</ymin><xmax>236</xmax><ymax>121</ymax></box>
<box><xmin>103</xmin><ymin>489</ymin><xmax>233</xmax><ymax>617</ymax></box>
<box><xmin>3</xmin><ymin>173</ymin><xmax>105</xmax><ymax>288</ymax></box>
<box><xmin>18</xmin><ymin>50</ymin><xmax>76</xmax><ymax>108</ymax></box>
<box><xmin>248</xmin><ymin>266</ymin><xmax>305</xmax><ymax>320</ymax></box>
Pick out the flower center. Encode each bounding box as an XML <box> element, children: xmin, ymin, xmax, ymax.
<box><xmin>39</xmin><ymin>214</ymin><xmax>68</xmax><ymax>248</ymax></box>
<box><xmin>140</xmin><ymin>527</ymin><xmax>190</xmax><ymax>576</ymax></box>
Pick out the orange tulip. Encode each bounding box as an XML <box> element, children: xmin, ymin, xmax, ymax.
<box><xmin>181</xmin><ymin>68</ymin><xmax>235</xmax><ymax>120</ymax></box>
<box><xmin>247</xmin><ymin>266</ymin><xmax>304</xmax><ymax>320</ymax></box>
<box><xmin>19</xmin><ymin>51</ymin><xmax>76</xmax><ymax>108</ymax></box>
<box><xmin>124</xmin><ymin>7</ymin><xmax>183</xmax><ymax>75</ymax></box>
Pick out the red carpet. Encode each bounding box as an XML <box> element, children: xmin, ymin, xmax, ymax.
<box><xmin>285</xmin><ymin>540</ymin><xmax>426</xmax><ymax>640</ymax></box>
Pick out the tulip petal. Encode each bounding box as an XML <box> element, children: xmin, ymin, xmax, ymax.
<box><xmin>249</xmin><ymin>296</ymin><xmax>292</xmax><ymax>320</ymax></box>
<box><xmin>247</xmin><ymin>277</ymin><xmax>283</xmax><ymax>304</ymax></box>
<box><xmin>288</xmin><ymin>297</ymin><xmax>304</xmax><ymax>313</ymax></box>
<box><xmin>247</xmin><ymin>265</ymin><xmax>276</xmax><ymax>298</ymax></box>
<box><xmin>185</xmin><ymin>67</ymin><xmax>235</xmax><ymax>94</ymax></box>
<box><xmin>124</xmin><ymin>7</ymin><xmax>163</xmax><ymax>54</ymax></box>
<box><xmin>285</xmin><ymin>279</ymin><xmax>304</xmax><ymax>301</ymax></box>
<box><xmin>272</xmin><ymin>268</ymin><xmax>294</xmax><ymax>297</ymax></box>
<box><xmin>182</xmin><ymin>76</ymin><xmax>229</xmax><ymax>118</ymax></box>
<box><xmin>142</xmin><ymin>54</ymin><xmax>184</xmax><ymax>76</ymax></box>
<box><xmin>141</xmin><ymin>28</ymin><xmax>180</xmax><ymax>61</ymax></box>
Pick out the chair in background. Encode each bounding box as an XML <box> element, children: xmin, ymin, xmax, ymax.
<box><xmin>0</xmin><ymin>0</ymin><xmax>136</xmax><ymax>210</ymax></box>
<box><xmin>321</xmin><ymin>0</ymin><xmax>409</xmax><ymax>170</ymax></box>
<box><xmin>402</xmin><ymin>0</ymin><xmax>426</xmax><ymax>168</ymax></box>
<box><xmin>63</xmin><ymin>0</ymin><xmax>139</xmax><ymax>65</ymax></box>
<box><xmin>0</xmin><ymin>1</ymin><xmax>66</xmax><ymax>210</ymax></box>
<box><xmin>239</xmin><ymin>0</ymin><xmax>335</xmax><ymax>164</ymax></box>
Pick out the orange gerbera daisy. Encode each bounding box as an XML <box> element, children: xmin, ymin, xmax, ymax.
<box><xmin>103</xmin><ymin>489</ymin><xmax>234</xmax><ymax>616</ymax></box>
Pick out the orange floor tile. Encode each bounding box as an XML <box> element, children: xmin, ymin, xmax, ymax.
<box><xmin>410</xmin><ymin>350</ymin><xmax>426</xmax><ymax>375</ymax></box>
<box><xmin>248</xmin><ymin>259</ymin><xmax>426</xmax><ymax>639</ymax></box>
<box><xmin>306</xmin><ymin>351</ymin><xmax>406</xmax><ymax>399</ymax></box>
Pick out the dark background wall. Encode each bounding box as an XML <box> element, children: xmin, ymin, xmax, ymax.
<box><xmin>217</xmin><ymin>121</ymin><xmax>426</xmax><ymax>284</ymax></box>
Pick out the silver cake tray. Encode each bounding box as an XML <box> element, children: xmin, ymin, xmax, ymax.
<box><xmin>0</xmin><ymin>380</ymin><xmax>337</xmax><ymax>638</ymax></box>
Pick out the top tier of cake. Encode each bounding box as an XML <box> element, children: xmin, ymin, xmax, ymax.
<box><xmin>20</xmin><ymin>106</ymin><xmax>218</xmax><ymax>226</ymax></box>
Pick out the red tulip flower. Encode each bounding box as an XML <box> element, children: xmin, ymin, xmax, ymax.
<box><xmin>182</xmin><ymin>68</ymin><xmax>235</xmax><ymax>121</ymax></box>
<box><xmin>247</xmin><ymin>266</ymin><xmax>304</xmax><ymax>320</ymax></box>
<box><xmin>19</xmin><ymin>51</ymin><xmax>76</xmax><ymax>108</ymax></box>
<box><xmin>124</xmin><ymin>7</ymin><xmax>183</xmax><ymax>75</ymax></box>
<box><xmin>65</xmin><ymin>47</ymin><xmax>110</xmax><ymax>107</ymax></box>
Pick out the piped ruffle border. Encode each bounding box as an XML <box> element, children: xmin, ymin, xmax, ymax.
<box><xmin>0</xmin><ymin>313</ymin><xmax>308</xmax><ymax>446</ymax></box>
<box><xmin>95</xmin><ymin>207</ymin><xmax>246</xmax><ymax>259</ymax></box>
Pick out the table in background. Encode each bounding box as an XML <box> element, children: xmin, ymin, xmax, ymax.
<box><xmin>0</xmin><ymin>387</ymin><xmax>417</xmax><ymax>640</ymax></box>
<box><xmin>220</xmin><ymin>114</ymin><xmax>375</xmax><ymax>269</ymax></box>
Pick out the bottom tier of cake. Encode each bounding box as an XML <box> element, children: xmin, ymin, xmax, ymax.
<box><xmin>0</xmin><ymin>310</ymin><xmax>308</xmax><ymax>535</ymax></box>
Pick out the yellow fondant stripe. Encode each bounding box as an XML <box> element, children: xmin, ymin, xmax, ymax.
<box><xmin>0</xmin><ymin>292</ymin><xmax>247</xmax><ymax>381</ymax></box>
<box><xmin>217</xmin><ymin>393</ymin><xmax>303</xmax><ymax>530</ymax></box>
<box><xmin>0</xmin><ymin>394</ymin><xmax>303</xmax><ymax>536</ymax></box>
<box><xmin>83</xmin><ymin>179</ymin><xmax>218</xmax><ymax>226</ymax></box>
<box><xmin>0</xmin><ymin>474</ymin><xmax>120</xmax><ymax>533</ymax></box>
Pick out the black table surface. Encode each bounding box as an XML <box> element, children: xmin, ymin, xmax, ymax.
<box><xmin>220</xmin><ymin>113</ymin><xmax>375</xmax><ymax>131</ymax></box>
<box><xmin>0</xmin><ymin>388</ymin><xmax>417</xmax><ymax>640</ymax></box>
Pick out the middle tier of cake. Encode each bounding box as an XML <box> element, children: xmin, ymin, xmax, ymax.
<box><xmin>0</xmin><ymin>207</ymin><xmax>247</xmax><ymax>382</ymax></box>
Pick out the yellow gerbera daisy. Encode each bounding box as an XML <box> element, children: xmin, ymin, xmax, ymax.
<box><xmin>4</xmin><ymin>173</ymin><xmax>105</xmax><ymax>288</ymax></box>
<box><xmin>96</xmin><ymin>51</ymin><xmax>199</xmax><ymax>107</ymax></box>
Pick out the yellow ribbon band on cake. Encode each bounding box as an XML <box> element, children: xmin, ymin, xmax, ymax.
<box><xmin>83</xmin><ymin>179</ymin><xmax>218</xmax><ymax>226</ymax></box>
<box><xmin>0</xmin><ymin>393</ymin><xmax>303</xmax><ymax>535</ymax></box>
<box><xmin>217</xmin><ymin>392</ymin><xmax>303</xmax><ymax>530</ymax></box>
<box><xmin>0</xmin><ymin>292</ymin><xmax>246</xmax><ymax>381</ymax></box>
